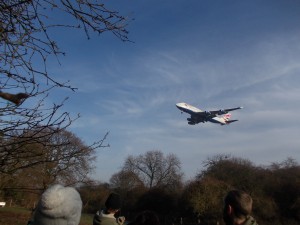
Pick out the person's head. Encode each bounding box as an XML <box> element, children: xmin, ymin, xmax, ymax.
<box><xmin>33</xmin><ymin>184</ymin><xmax>82</xmax><ymax>225</ymax></box>
<box><xmin>105</xmin><ymin>193</ymin><xmax>122</xmax><ymax>214</ymax></box>
<box><xmin>223</xmin><ymin>190</ymin><xmax>253</xmax><ymax>225</ymax></box>
<box><xmin>133</xmin><ymin>210</ymin><xmax>160</xmax><ymax>225</ymax></box>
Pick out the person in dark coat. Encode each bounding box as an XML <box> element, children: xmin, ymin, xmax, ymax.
<box><xmin>93</xmin><ymin>193</ymin><xmax>125</xmax><ymax>225</ymax></box>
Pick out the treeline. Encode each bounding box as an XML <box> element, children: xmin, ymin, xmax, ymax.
<box><xmin>77</xmin><ymin>155</ymin><xmax>300</xmax><ymax>225</ymax></box>
<box><xmin>0</xmin><ymin>148</ymin><xmax>299</xmax><ymax>225</ymax></box>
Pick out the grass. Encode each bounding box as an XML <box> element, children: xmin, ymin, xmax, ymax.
<box><xmin>0</xmin><ymin>207</ymin><xmax>31</xmax><ymax>225</ymax></box>
<box><xmin>0</xmin><ymin>206</ymin><xmax>93</xmax><ymax>225</ymax></box>
<box><xmin>80</xmin><ymin>213</ymin><xmax>94</xmax><ymax>225</ymax></box>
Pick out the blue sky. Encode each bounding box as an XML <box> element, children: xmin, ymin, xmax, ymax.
<box><xmin>44</xmin><ymin>0</ymin><xmax>300</xmax><ymax>182</ymax></box>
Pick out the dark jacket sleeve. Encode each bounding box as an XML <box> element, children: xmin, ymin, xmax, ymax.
<box><xmin>93</xmin><ymin>211</ymin><xmax>101</xmax><ymax>225</ymax></box>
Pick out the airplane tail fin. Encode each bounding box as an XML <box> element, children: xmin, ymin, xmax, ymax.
<box><xmin>222</xmin><ymin>113</ymin><xmax>238</xmax><ymax>125</ymax></box>
<box><xmin>223</xmin><ymin>113</ymin><xmax>232</xmax><ymax>121</ymax></box>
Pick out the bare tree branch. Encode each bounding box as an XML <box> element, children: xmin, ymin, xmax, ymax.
<box><xmin>0</xmin><ymin>0</ymin><xmax>131</xmax><ymax>175</ymax></box>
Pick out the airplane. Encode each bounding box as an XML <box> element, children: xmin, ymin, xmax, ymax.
<box><xmin>176</xmin><ymin>102</ymin><xmax>243</xmax><ymax>125</ymax></box>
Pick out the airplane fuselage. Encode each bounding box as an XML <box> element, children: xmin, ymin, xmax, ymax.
<box><xmin>176</xmin><ymin>102</ymin><xmax>202</xmax><ymax>114</ymax></box>
<box><xmin>176</xmin><ymin>102</ymin><xmax>241</xmax><ymax>125</ymax></box>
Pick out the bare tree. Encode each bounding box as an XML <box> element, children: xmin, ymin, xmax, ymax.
<box><xmin>110</xmin><ymin>170</ymin><xmax>145</xmax><ymax>191</ymax></box>
<box><xmin>0</xmin><ymin>1</ymin><xmax>130</xmax><ymax>173</ymax></box>
<box><xmin>122</xmin><ymin>150</ymin><xmax>183</xmax><ymax>190</ymax></box>
<box><xmin>0</xmin><ymin>128</ymin><xmax>107</xmax><ymax>196</ymax></box>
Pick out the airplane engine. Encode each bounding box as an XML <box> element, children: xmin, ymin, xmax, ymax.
<box><xmin>219</xmin><ymin>109</ymin><xmax>227</xmax><ymax>114</ymax></box>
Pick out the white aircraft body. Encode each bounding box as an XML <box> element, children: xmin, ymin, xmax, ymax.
<box><xmin>176</xmin><ymin>102</ymin><xmax>243</xmax><ymax>125</ymax></box>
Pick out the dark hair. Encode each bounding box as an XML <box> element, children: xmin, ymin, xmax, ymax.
<box><xmin>224</xmin><ymin>190</ymin><xmax>253</xmax><ymax>218</ymax></box>
<box><xmin>105</xmin><ymin>193</ymin><xmax>121</xmax><ymax>210</ymax></box>
<box><xmin>132</xmin><ymin>210</ymin><xmax>160</xmax><ymax>225</ymax></box>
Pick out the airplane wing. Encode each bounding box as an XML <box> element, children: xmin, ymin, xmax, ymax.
<box><xmin>187</xmin><ymin>115</ymin><xmax>207</xmax><ymax>125</ymax></box>
<box><xmin>196</xmin><ymin>106</ymin><xmax>243</xmax><ymax>117</ymax></box>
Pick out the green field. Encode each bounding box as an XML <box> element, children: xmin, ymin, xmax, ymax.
<box><xmin>0</xmin><ymin>207</ymin><xmax>93</xmax><ymax>225</ymax></box>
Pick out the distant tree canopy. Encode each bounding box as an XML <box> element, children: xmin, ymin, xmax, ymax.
<box><xmin>119</xmin><ymin>150</ymin><xmax>183</xmax><ymax>190</ymax></box>
<box><xmin>0</xmin><ymin>128</ymin><xmax>101</xmax><ymax>196</ymax></box>
<box><xmin>186</xmin><ymin>155</ymin><xmax>300</xmax><ymax>225</ymax></box>
<box><xmin>106</xmin><ymin>150</ymin><xmax>184</xmax><ymax>221</ymax></box>
<box><xmin>182</xmin><ymin>177</ymin><xmax>230</xmax><ymax>221</ymax></box>
<box><xmin>109</xmin><ymin>155</ymin><xmax>299</xmax><ymax>225</ymax></box>
<box><xmin>79</xmin><ymin>181</ymin><xmax>111</xmax><ymax>213</ymax></box>
<box><xmin>110</xmin><ymin>170</ymin><xmax>145</xmax><ymax>192</ymax></box>
<box><xmin>0</xmin><ymin>0</ymin><xmax>130</xmax><ymax>174</ymax></box>
<box><xmin>199</xmin><ymin>154</ymin><xmax>261</xmax><ymax>192</ymax></box>
<box><xmin>0</xmin><ymin>152</ymin><xmax>299</xmax><ymax>225</ymax></box>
